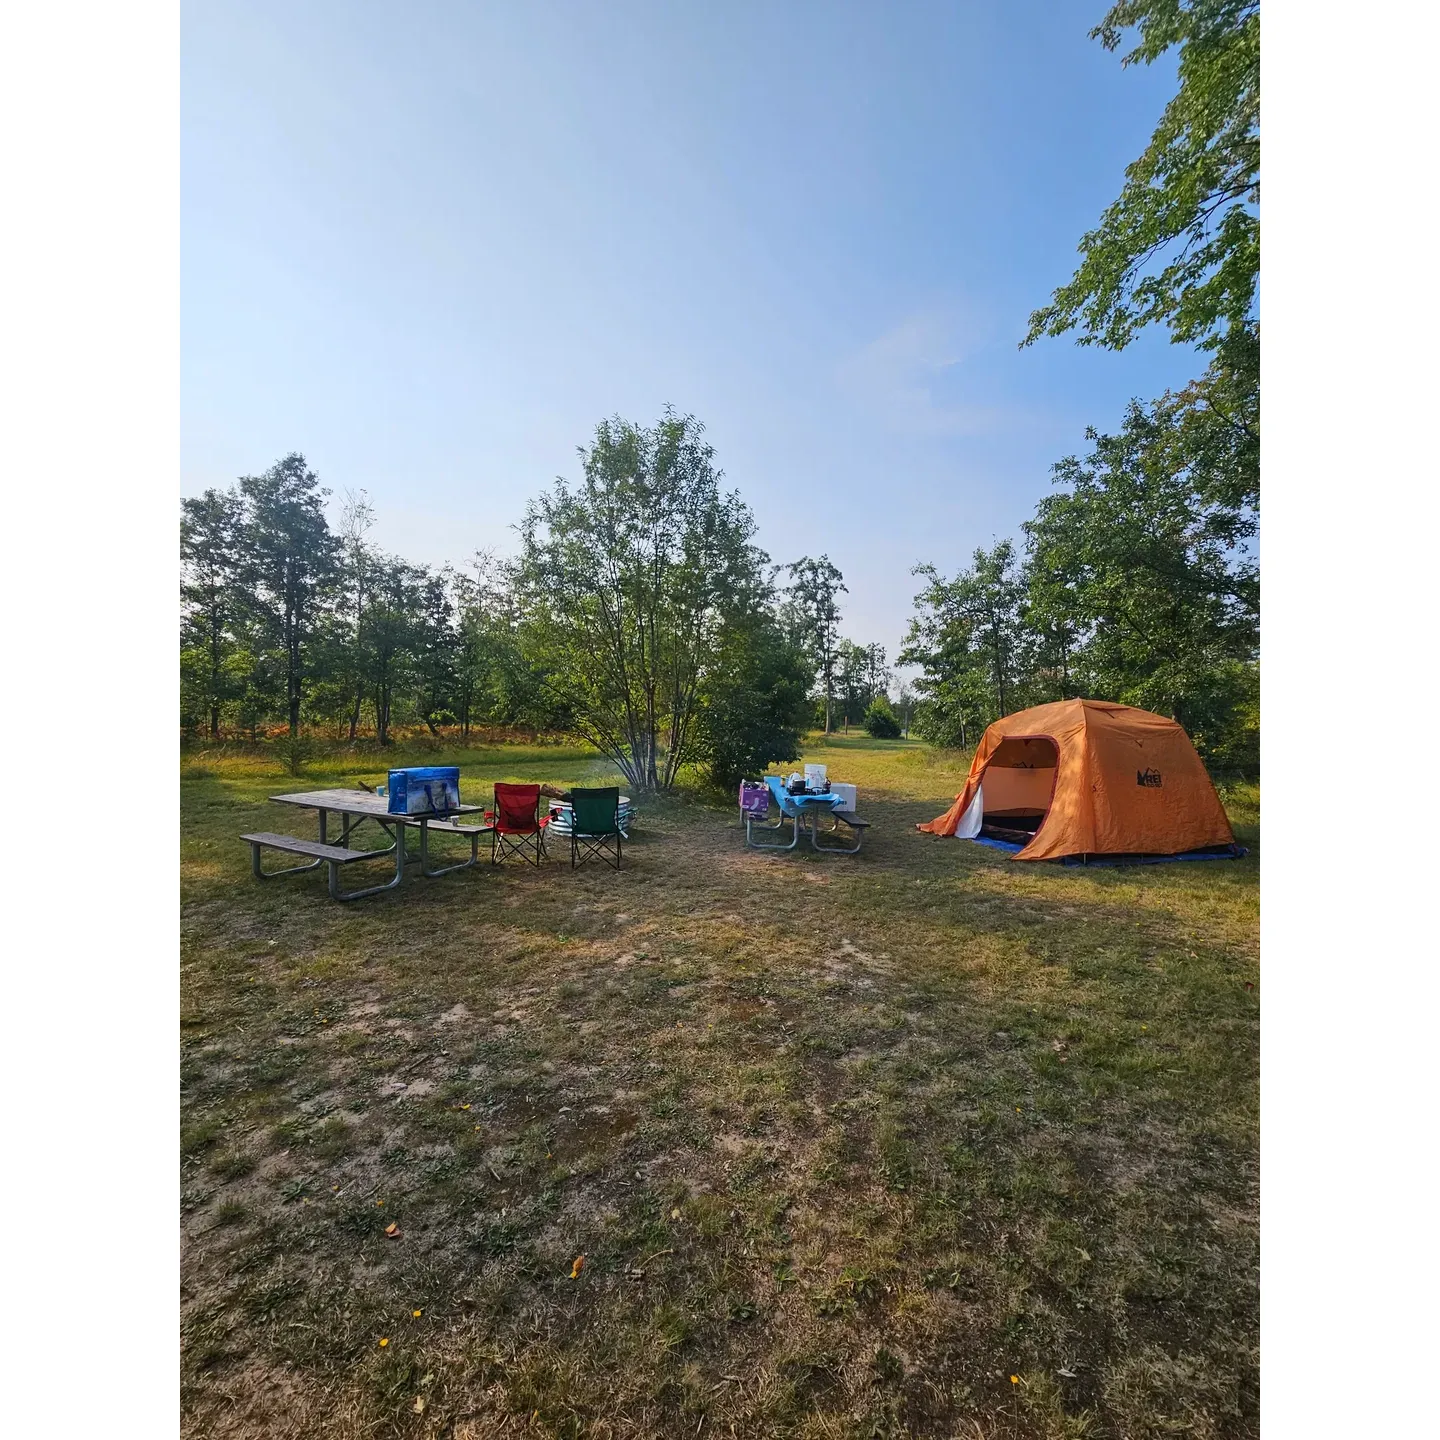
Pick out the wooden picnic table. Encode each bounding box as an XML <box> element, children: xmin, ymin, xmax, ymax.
<box><xmin>243</xmin><ymin>789</ymin><xmax>490</xmax><ymax>901</ymax></box>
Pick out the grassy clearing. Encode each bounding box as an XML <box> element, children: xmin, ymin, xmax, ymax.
<box><xmin>181</xmin><ymin>735</ymin><xmax>1258</xmax><ymax>1439</ymax></box>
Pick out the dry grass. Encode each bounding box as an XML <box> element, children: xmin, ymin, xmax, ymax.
<box><xmin>180</xmin><ymin>735</ymin><xmax>1258</xmax><ymax>1438</ymax></box>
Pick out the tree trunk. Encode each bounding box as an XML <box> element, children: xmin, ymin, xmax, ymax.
<box><xmin>209</xmin><ymin>621</ymin><xmax>223</xmax><ymax>740</ymax></box>
<box><xmin>376</xmin><ymin>686</ymin><xmax>390</xmax><ymax>746</ymax></box>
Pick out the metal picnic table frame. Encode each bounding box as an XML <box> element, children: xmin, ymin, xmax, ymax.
<box><xmin>256</xmin><ymin>789</ymin><xmax>491</xmax><ymax>900</ymax></box>
<box><xmin>745</xmin><ymin>776</ymin><xmax>861</xmax><ymax>854</ymax></box>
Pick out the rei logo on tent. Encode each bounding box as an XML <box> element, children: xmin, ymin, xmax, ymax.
<box><xmin>1137</xmin><ymin>768</ymin><xmax>1163</xmax><ymax>788</ymax></box>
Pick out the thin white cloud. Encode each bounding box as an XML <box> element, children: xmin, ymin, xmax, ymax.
<box><xmin>835</xmin><ymin>309</ymin><xmax>1004</xmax><ymax>437</ymax></box>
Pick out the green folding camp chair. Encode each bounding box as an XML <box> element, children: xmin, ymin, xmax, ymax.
<box><xmin>569</xmin><ymin>786</ymin><xmax>623</xmax><ymax>870</ymax></box>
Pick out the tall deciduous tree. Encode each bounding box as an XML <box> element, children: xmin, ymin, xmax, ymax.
<box><xmin>901</xmin><ymin>542</ymin><xmax>1031</xmax><ymax>747</ymax></box>
<box><xmin>238</xmin><ymin>453</ymin><xmax>338</xmax><ymax>738</ymax></box>
<box><xmin>835</xmin><ymin>639</ymin><xmax>869</xmax><ymax>730</ymax></box>
<box><xmin>337</xmin><ymin>488</ymin><xmax>376</xmax><ymax>741</ymax></box>
<box><xmin>180</xmin><ymin>486</ymin><xmax>243</xmax><ymax>738</ymax></box>
<box><xmin>413</xmin><ymin>567</ymin><xmax>460</xmax><ymax>735</ymax></box>
<box><xmin>697</xmin><ymin>607</ymin><xmax>813</xmax><ymax>791</ymax></box>
<box><xmin>863</xmin><ymin>643</ymin><xmax>891</xmax><ymax>704</ymax></box>
<box><xmin>1024</xmin><ymin>0</ymin><xmax>1258</xmax><ymax>355</ymax></box>
<box><xmin>784</xmin><ymin>556</ymin><xmax>847</xmax><ymax>733</ymax></box>
<box><xmin>835</xmin><ymin>639</ymin><xmax>893</xmax><ymax>729</ymax></box>
<box><xmin>361</xmin><ymin>554</ymin><xmax>424</xmax><ymax>747</ymax></box>
<box><xmin>515</xmin><ymin>409</ymin><xmax>767</xmax><ymax>791</ymax></box>
<box><xmin>1024</xmin><ymin>390</ymin><xmax>1258</xmax><ymax>761</ymax></box>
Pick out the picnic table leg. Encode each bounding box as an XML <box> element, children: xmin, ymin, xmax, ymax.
<box><xmin>250</xmin><ymin>840</ymin><xmax>325</xmax><ymax>879</ymax></box>
<box><xmin>746</xmin><ymin>805</ymin><xmax>801</xmax><ymax>850</ymax></box>
<box><xmin>811</xmin><ymin>809</ymin><xmax>863</xmax><ymax>854</ymax></box>
<box><xmin>374</xmin><ymin>818</ymin><xmax>417</xmax><ymax>864</ymax></box>
<box><xmin>331</xmin><ymin>819</ymin><xmax>409</xmax><ymax>901</ymax></box>
<box><xmin>420</xmin><ymin>818</ymin><xmax>485</xmax><ymax>877</ymax></box>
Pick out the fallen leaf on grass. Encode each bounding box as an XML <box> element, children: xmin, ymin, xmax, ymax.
<box><xmin>385</xmin><ymin>1222</ymin><xmax>402</xmax><ymax>1238</ymax></box>
<box><xmin>413</xmin><ymin>1396</ymin><xmax>426</xmax><ymax>1414</ymax></box>
<box><xmin>570</xmin><ymin>1255</ymin><xmax>585</xmax><ymax>1278</ymax></box>
<box><xmin>378</xmin><ymin>1337</ymin><xmax>389</xmax><ymax>1347</ymax></box>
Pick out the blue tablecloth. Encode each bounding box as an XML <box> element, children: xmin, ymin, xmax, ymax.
<box><xmin>766</xmin><ymin>776</ymin><xmax>844</xmax><ymax>811</ymax></box>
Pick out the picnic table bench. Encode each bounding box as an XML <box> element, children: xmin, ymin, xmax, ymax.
<box><xmin>241</xmin><ymin>831</ymin><xmax>391</xmax><ymax>901</ymax></box>
<box><xmin>243</xmin><ymin>789</ymin><xmax>489</xmax><ymax>900</ymax></box>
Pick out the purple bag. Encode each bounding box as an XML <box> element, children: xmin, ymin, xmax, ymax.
<box><xmin>739</xmin><ymin>780</ymin><xmax>770</xmax><ymax>818</ymax></box>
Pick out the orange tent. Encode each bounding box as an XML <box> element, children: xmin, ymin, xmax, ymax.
<box><xmin>917</xmin><ymin>699</ymin><xmax>1237</xmax><ymax>862</ymax></box>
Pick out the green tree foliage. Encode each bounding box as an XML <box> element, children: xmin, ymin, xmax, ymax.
<box><xmin>359</xmin><ymin>554</ymin><xmax>424</xmax><ymax>747</ymax></box>
<box><xmin>1024</xmin><ymin>0</ymin><xmax>1258</xmax><ymax>354</ymax></box>
<box><xmin>893</xmin><ymin>683</ymin><xmax>915</xmax><ymax>737</ymax></box>
<box><xmin>180</xmin><ymin>487</ymin><xmax>244</xmax><ymax>737</ymax></box>
<box><xmin>1025</xmin><ymin>387</ymin><xmax>1258</xmax><ymax>762</ymax></box>
<box><xmin>836</xmin><ymin>639</ymin><xmax>892</xmax><ymax>729</ymax></box>
<box><xmin>449</xmin><ymin>555</ymin><xmax>509</xmax><ymax>739</ymax></box>
<box><xmin>462</xmin><ymin>553</ymin><xmax>568</xmax><ymax>736</ymax></box>
<box><xmin>237</xmin><ymin>453</ymin><xmax>339</xmax><ymax>738</ymax></box>
<box><xmin>863</xmin><ymin>695</ymin><xmax>902</xmax><ymax>740</ymax></box>
<box><xmin>514</xmin><ymin>409</ymin><xmax>768</xmax><ymax>791</ymax></box>
<box><xmin>698</xmin><ymin>610</ymin><xmax>813</xmax><ymax>791</ymax></box>
<box><xmin>1005</xmin><ymin>0</ymin><xmax>1260</xmax><ymax>771</ymax></box>
<box><xmin>784</xmin><ymin>556</ymin><xmax>847</xmax><ymax>733</ymax></box>
<box><xmin>901</xmin><ymin>541</ymin><xmax>1031</xmax><ymax>748</ymax></box>
<box><xmin>902</xmin><ymin>382</ymin><xmax>1257</xmax><ymax>768</ymax></box>
<box><xmin>336</xmin><ymin>488</ymin><xmax>376</xmax><ymax>741</ymax></box>
<box><xmin>412</xmin><ymin>568</ymin><xmax>460</xmax><ymax>734</ymax></box>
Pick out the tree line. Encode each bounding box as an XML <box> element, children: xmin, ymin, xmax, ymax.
<box><xmin>180</xmin><ymin>416</ymin><xmax>898</xmax><ymax>790</ymax></box>
<box><xmin>181</xmin><ymin>457</ymin><xmax>548</xmax><ymax>750</ymax></box>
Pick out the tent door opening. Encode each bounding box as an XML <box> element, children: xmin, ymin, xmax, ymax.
<box><xmin>977</xmin><ymin>736</ymin><xmax>1059</xmax><ymax>846</ymax></box>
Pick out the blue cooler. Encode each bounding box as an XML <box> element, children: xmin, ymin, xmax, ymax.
<box><xmin>386</xmin><ymin>767</ymin><xmax>460</xmax><ymax>816</ymax></box>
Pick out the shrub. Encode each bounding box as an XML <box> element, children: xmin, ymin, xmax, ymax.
<box><xmin>864</xmin><ymin>696</ymin><xmax>902</xmax><ymax>739</ymax></box>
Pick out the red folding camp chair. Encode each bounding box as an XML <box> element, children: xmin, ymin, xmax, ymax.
<box><xmin>491</xmin><ymin>783</ymin><xmax>550</xmax><ymax>866</ymax></box>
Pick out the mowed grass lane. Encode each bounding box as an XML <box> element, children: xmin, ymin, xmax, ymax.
<box><xmin>180</xmin><ymin>736</ymin><xmax>1259</xmax><ymax>1439</ymax></box>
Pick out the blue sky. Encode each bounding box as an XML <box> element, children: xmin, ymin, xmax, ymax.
<box><xmin>182</xmin><ymin>0</ymin><xmax>1200</xmax><ymax>671</ymax></box>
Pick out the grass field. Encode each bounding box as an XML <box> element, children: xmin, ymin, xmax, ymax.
<box><xmin>180</xmin><ymin>735</ymin><xmax>1259</xmax><ymax>1439</ymax></box>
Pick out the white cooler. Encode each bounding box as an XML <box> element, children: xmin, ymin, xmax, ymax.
<box><xmin>830</xmin><ymin>783</ymin><xmax>857</xmax><ymax>811</ymax></box>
